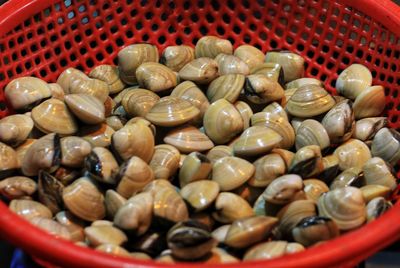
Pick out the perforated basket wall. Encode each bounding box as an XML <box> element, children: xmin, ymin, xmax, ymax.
<box><xmin>0</xmin><ymin>0</ymin><xmax>399</xmax><ymax>267</ymax></box>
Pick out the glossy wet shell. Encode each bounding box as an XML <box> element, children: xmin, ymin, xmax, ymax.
<box><xmin>295</xmin><ymin>119</ymin><xmax>330</xmax><ymax>151</ymax></box>
<box><xmin>0</xmin><ymin>114</ymin><xmax>34</xmax><ymax>146</ymax></box>
<box><xmin>89</xmin><ymin>65</ymin><xmax>125</xmax><ymax>94</ymax></box>
<box><xmin>265</xmin><ymin>51</ymin><xmax>305</xmax><ymax>83</ymax></box>
<box><xmin>353</xmin><ymin>85</ymin><xmax>386</xmax><ymax>119</ymax></box>
<box><xmin>206</xmin><ymin>145</ymin><xmax>233</xmax><ymax>164</ymax></box>
<box><xmin>234</xmin><ymin>45</ymin><xmax>265</xmax><ymax>70</ymax></box>
<box><xmin>160</xmin><ymin>45</ymin><xmax>195</xmax><ymax>72</ymax></box>
<box><xmin>9</xmin><ymin>199</ymin><xmax>52</xmax><ymax>220</ymax></box>
<box><xmin>69</xmin><ymin>78</ymin><xmax>109</xmax><ymax>103</ymax></box>
<box><xmin>149</xmin><ymin>144</ymin><xmax>180</xmax><ymax>180</ymax></box>
<box><xmin>85</xmin><ymin>147</ymin><xmax>119</xmax><ymax>184</ymax></box>
<box><xmin>85</xmin><ymin>225</ymin><xmax>128</xmax><ymax>247</ymax></box>
<box><xmin>178</xmin><ymin>57</ymin><xmax>219</xmax><ymax>84</ymax></box>
<box><xmin>64</xmin><ymin>94</ymin><xmax>105</xmax><ymax>125</ymax></box>
<box><xmin>136</xmin><ymin>62</ymin><xmax>178</xmax><ymax>92</ymax></box>
<box><xmin>243</xmin><ymin>240</ymin><xmax>305</xmax><ymax>261</ymax></box>
<box><xmin>164</xmin><ymin>125</ymin><xmax>214</xmax><ymax>153</ymax></box>
<box><xmin>363</xmin><ymin>157</ymin><xmax>397</xmax><ymax>191</ymax></box>
<box><xmin>0</xmin><ymin>142</ymin><xmax>20</xmax><ymax>178</ymax></box>
<box><xmin>251</xmin><ymin>63</ymin><xmax>284</xmax><ymax>84</ymax></box>
<box><xmin>38</xmin><ymin>171</ymin><xmax>64</xmax><ymax>214</ymax></box>
<box><xmin>0</xmin><ymin>176</ymin><xmax>37</xmax><ymax>199</ymax></box>
<box><xmin>215</xmin><ymin>53</ymin><xmax>250</xmax><ymax>75</ymax></box>
<box><xmin>249</xmin><ymin>153</ymin><xmax>287</xmax><ymax>187</ymax></box>
<box><xmin>60</xmin><ymin>136</ymin><xmax>92</xmax><ymax>168</ymax></box>
<box><xmin>207</xmin><ymin>74</ymin><xmax>245</xmax><ymax>103</ymax></box>
<box><xmin>104</xmin><ymin>190</ymin><xmax>126</xmax><ymax>218</ymax></box>
<box><xmin>212</xmin><ymin>192</ymin><xmax>254</xmax><ymax>223</ymax></box>
<box><xmin>153</xmin><ymin>186</ymin><xmax>189</xmax><ymax>223</ymax></box>
<box><xmin>244</xmin><ymin>74</ymin><xmax>284</xmax><ymax>104</ymax></box>
<box><xmin>212</xmin><ymin>157</ymin><xmax>255</xmax><ymax>191</ymax></box>
<box><xmin>336</xmin><ymin>64</ymin><xmax>372</xmax><ymax>100</ymax></box>
<box><xmin>353</xmin><ymin>117</ymin><xmax>387</xmax><ymax>141</ymax></box>
<box><xmin>179</xmin><ymin>152</ymin><xmax>212</xmax><ymax>187</ymax></box>
<box><xmin>371</xmin><ymin>128</ymin><xmax>400</xmax><ymax>166</ymax></box>
<box><xmin>79</xmin><ymin>123</ymin><xmax>115</xmax><ymax>148</ymax></box>
<box><xmin>30</xmin><ymin>217</ymin><xmax>72</xmax><ymax>241</ymax></box>
<box><xmin>55</xmin><ymin>211</ymin><xmax>85</xmax><ymax>242</ymax></box>
<box><xmin>195</xmin><ymin>36</ymin><xmax>233</xmax><ymax>58</ymax></box>
<box><xmin>334</xmin><ymin>139</ymin><xmax>371</xmax><ymax>170</ymax></box>
<box><xmin>285</xmin><ymin>78</ymin><xmax>322</xmax><ymax>90</ymax></box>
<box><xmin>57</xmin><ymin>68</ymin><xmax>88</xmax><ymax>94</ymax></box>
<box><xmin>262</xmin><ymin>174</ymin><xmax>304</xmax><ymax>205</ymax></box>
<box><xmin>181</xmin><ymin>180</ymin><xmax>220</xmax><ymax>212</ymax></box>
<box><xmin>303</xmin><ymin>179</ymin><xmax>329</xmax><ymax>202</ymax></box>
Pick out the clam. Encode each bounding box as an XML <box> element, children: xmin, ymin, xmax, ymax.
<box><xmin>30</xmin><ymin>217</ymin><xmax>72</xmax><ymax>240</ymax></box>
<box><xmin>250</xmin><ymin>112</ymin><xmax>294</xmax><ymax>149</ymax></box>
<box><xmin>334</xmin><ymin>139</ymin><xmax>371</xmax><ymax>170</ymax></box>
<box><xmin>131</xmin><ymin>231</ymin><xmax>167</xmax><ymax>256</ymax></box>
<box><xmin>336</xmin><ymin>64</ymin><xmax>372</xmax><ymax>100</ymax></box>
<box><xmin>272</xmin><ymin>148</ymin><xmax>295</xmax><ymax>167</ymax></box>
<box><xmin>57</xmin><ymin>68</ymin><xmax>88</xmax><ymax>94</ymax></box>
<box><xmin>262</xmin><ymin>102</ymin><xmax>289</xmax><ymax>121</ymax></box>
<box><xmin>353</xmin><ymin>85</ymin><xmax>385</xmax><ymax>119</ymax></box>
<box><xmin>116</xmin><ymin>156</ymin><xmax>155</xmax><ymax>198</ymax></box>
<box><xmin>15</xmin><ymin>139</ymin><xmax>36</xmax><ymax>167</ymax></box>
<box><xmin>49</xmin><ymin>83</ymin><xmax>66</xmax><ymax>100</ymax></box>
<box><xmin>233</xmin><ymin>183</ymin><xmax>265</xmax><ymax>205</ymax></box>
<box><xmin>104</xmin><ymin>96</ymin><xmax>116</xmax><ymax>118</ymax></box>
<box><xmin>114</xmin><ymin>192</ymin><xmax>153</xmax><ymax>236</ymax></box>
<box><xmin>363</xmin><ymin>157</ymin><xmax>397</xmax><ymax>191</ymax></box>
<box><xmin>262</xmin><ymin>174</ymin><xmax>304</xmax><ymax>205</ymax></box>
<box><xmin>366</xmin><ymin>197</ymin><xmax>392</xmax><ymax>222</ymax></box>
<box><xmin>179</xmin><ymin>152</ymin><xmax>212</xmax><ymax>187</ymax></box>
<box><xmin>277</xmin><ymin>199</ymin><xmax>317</xmax><ymax>239</ymax></box>
<box><xmin>91</xmin><ymin>220</ymin><xmax>114</xmax><ymax>227</ymax></box>
<box><xmin>181</xmin><ymin>180</ymin><xmax>220</xmax><ymax>212</ymax></box>
<box><xmin>0</xmin><ymin>176</ymin><xmax>37</xmax><ymax>200</ymax></box>
<box><xmin>319</xmin><ymin>154</ymin><xmax>340</xmax><ymax>183</ymax></box>
<box><xmin>84</xmin><ymin>225</ymin><xmax>128</xmax><ymax>247</ymax></box>
<box><xmin>353</xmin><ymin>117</ymin><xmax>387</xmax><ymax>142</ymax></box>
<box><xmin>113</xmin><ymin>86</ymin><xmax>138</xmax><ymax>105</ymax></box>
<box><xmin>9</xmin><ymin>199</ymin><xmax>52</xmax><ymax>220</ymax></box>
<box><xmin>62</xmin><ymin>177</ymin><xmax>106</xmax><ymax>221</ymax></box>
<box><xmin>371</xmin><ymin>128</ymin><xmax>400</xmax><ymax>166</ymax></box>
<box><xmin>234</xmin><ymin>101</ymin><xmax>253</xmax><ymax>130</ymax></box>
<box><xmin>167</xmin><ymin>220</ymin><xmax>217</xmax><ymax>260</ymax></box>
<box><xmin>207</xmin><ymin>74</ymin><xmax>245</xmax><ymax>103</ymax></box>
<box><xmin>243</xmin><ymin>241</ymin><xmax>305</xmax><ymax>261</ymax></box>
<box><xmin>64</xmin><ymin>94</ymin><xmax>105</xmax><ymax>124</ymax></box>
<box><xmin>212</xmin><ymin>156</ymin><xmax>254</xmax><ymax>191</ymax></box>
<box><xmin>5</xmin><ymin>77</ymin><xmax>51</xmax><ymax>111</ymax></box>
<box><xmin>178</xmin><ymin>57</ymin><xmax>219</xmax><ymax>84</ymax></box>
<box><xmin>281</xmin><ymin>87</ymin><xmax>298</xmax><ymax>108</ymax></box>
<box><xmin>285</xmin><ymin>78</ymin><xmax>322</xmax><ymax>90</ymax></box>
<box><xmin>0</xmin><ymin>142</ymin><xmax>19</xmax><ymax>179</ymax></box>
<box><xmin>85</xmin><ymin>147</ymin><xmax>119</xmax><ymax>184</ymax></box>
<box><xmin>249</xmin><ymin>153</ymin><xmax>287</xmax><ymax>187</ymax></box>
<box><xmin>360</xmin><ymin>185</ymin><xmax>391</xmax><ymax>203</ymax></box>
<box><xmin>160</xmin><ymin>45</ymin><xmax>195</xmax><ymax>72</ymax></box>
<box><xmin>164</xmin><ymin>125</ymin><xmax>214</xmax><ymax>153</ymax></box>
<box><xmin>295</xmin><ymin>119</ymin><xmax>330</xmax><ymax>151</ymax></box>
<box><xmin>171</xmin><ymin>81</ymin><xmax>209</xmax><ymax>125</ymax></box>
<box><xmin>292</xmin><ymin>216</ymin><xmax>340</xmax><ymax>247</ymax></box>
<box><xmin>233</xmin><ymin>126</ymin><xmax>282</xmax><ymax>157</ymax></box>
<box><xmin>31</xmin><ymin>99</ymin><xmax>78</xmax><ymax>135</ymax></box>
<box><xmin>322</xmin><ymin>99</ymin><xmax>355</xmax><ymax>144</ymax></box>
<box><xmin>145</xmin><ymin>96</ymin><xmax>200</xmax><ymax>127</ymax></box>
<box><xmin>125</xmin><ymin>117</ymin><xmax>156</xmax><ymax>136</ymax></box>
<box><xmin>38</xmin><ymin>171</ymin><xmax>64</xmax><ymax>214</ymax></box>
<box><xmin>53</xmin><ymin>167</ymin><xmax>80</xmax><ymax>186</ymax></box>
<box><xmin>60</xmin><ymin>136</ymin><xmax>92</xmax><ymax>168</ymax></box>
<box><xmin>215</xmin><ymin>53</ymin><xmax>250</xmax><ymax>75</ymax></box>
<box><xmin>89</xmin><ymin>65</ymin><xmax>125</xmax><ymax>94</ymax></box>
<box><xmin>106</xmin><ymin>115</ymin><xmax>126</xmax><ymax>131</ymax></box>
<box><xmin>21</xmin><ymin>134</ymin><xmax>60</xmax><ymax>176</ymax></box>
<box><xmin>206</xmin><ymin>145</ymin><xmax>233</xmax><ymax>164</ymax></box>
<box><xmin>111</xmin><ymin>122</ymin><xmax>154</xmax><ymax>162</ymax></box>
<box><xmin>234</xmin><ymin>45</ymin><xmax>264</xmax><ymax>70</ymax></box>
<box><xmin>330</xmin><ymin>167</ymin><xmax>365</xmax><ymax>190</ymax></box>
<box><xmin>303</xmin><ymin>179</ymin><xmax>329</xmax><ymax>202</ymax></box>
<box><xmin>55</xmin><ymin>211</ymin><xmax>85</xmax><ymax>242</ymax></box>
<box><xmin>136</xmin><ymin>62</ymin><xmax>178</xmax><ymax>92</ymax></box>
<box><xmin>70</xmin><ymin>78</ymin><xmax>109</xmax><ymax>103</ymax></box>
<box><xmin>118</xmin><ymin>44</ymin><xmax>159</xmax><ymax>85</ymax></box>
<box><xmin>244</xmin><ymin>74</ymin><xmax>284</xmax><ymax>104</ymax></box>
<box><xmin>286</xmin><ymin>84</ymin><xmax>335</xmax><ymax>117</ymax></box>
<box><xmin>105</xmin><ymin>189</ymin><xmax>127</xmax><ymax>218</ymax></box>
<box><xmin>95</xmin><ymin>244</ymin><xmax>132</xmax><ymax>257</ymax></box>
<box><xmin>149</xmin><ymin>144</ymin><xmax>180</xmax><ymax>180</ymax></box>
<box><xmin>212</xmin><ymin>192</ymin><xmax>254</xmax><ymax>223</ymax></box>
<box><xmin>0</xmin><ymin>114</ymin><xmax>33</xmax><ymax>147</ymax></box>
<box><xmin>153</xmin><ymin>186</ymin><xmax>189</xmax><ymax>224</ymax></box>
<box><xmin>224</xmin><ymin>216</ymin><xmax>278</xmax><ymax>248</ymax></box>
<box><xmin>79</xmin><ymin>123</ymin><xmax>115</xmax><ymax>148</ymax></box>
<box><xmin>288</xmin><ymin>145</ymin><xmax>323</xmax><ymax>179</ymax></box>
<box><xmin>250</xmin><ymin>62</ymin><xmax>284</xmax><ymax>85</ymax></box>
<box><xmin>195</xmin><ymin>36</ymin><xmax>233</xmax><ymax>58</ymax></box>
<box><xmin>142</xmin><ymin>179</ymin><xmax>176</xmax><ymax>195</ymax></box>
<box><xmin>265</xmin><ymin>51</ymin><xmax>305</xmax><ymax>82</ymax></box>
<box><xmin>318</xmin><ymin>186</ymin><xmax>366</xmax><ymax>230</ymax></box>
<box><xmin>203</xmin><ymin>99</ymin><xmax>244</xmax><ymax>144</ymax></box>
<box><xmin>190</xmin><ymin>212</ymin><xmax>215</xmax><ymax>230</ymax></box>
<box><xmin>212</xmin><ymin>224</ymin><xmax>231</xmax><ymax>243</ymax></box>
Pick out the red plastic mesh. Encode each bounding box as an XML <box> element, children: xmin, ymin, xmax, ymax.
<box><xmin>0</xmin><ymin>0</ymin><xmax>398</xmax><ymax>174</ymax></box>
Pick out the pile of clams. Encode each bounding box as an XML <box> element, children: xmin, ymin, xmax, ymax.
<box><xmin>1</xmin><ymin>36</ymin><xmax>399</xmax><ymax>263</ymax></box>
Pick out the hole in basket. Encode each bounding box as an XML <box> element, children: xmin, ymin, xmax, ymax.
<box><xmin>116</xmin><ymin>38</ymin><xmax>124</xmax><ymax>47</ymax></box>
<box><xmin>0</xmin><ymin>102</ymin><xmax>6</xmax><ymax>111</ymax></box>
<box><xmin>143</xmin><ymin>34</ymin><xmax>149</xmax><ymax>42</ymax></box>
<box><xmin>211</xmin><ymin>0</ymin><xmax>220</xmax><ymax>10</ymax></box>
<box><xmin>40</xmin><ymin>69</ymin><xmax>47</xmax><ymax>77</ymax></box>
<box><xmin>391</xmin><ymin>64</ymin><xmax>397</xmax><ymax>72</ymax></box>
<box><xmin>158</xmin><ymin>36</ymin><xmax>166</xmax><ymax>44</ymax></box>
<box><xmin>206</xmin><ymin>14</ymin><xmax>214</xmax><ymax>23</ymax></box>
<box><xmin>297</xmin><ymin>44</ymin><xmax>304</xmax><ymax>52</ymax></box>
<box><xmin>270</xmin><ymin>39</ymin><xmax>278</xmax><ymax>49</ymax></box>
<box><xmin>130</xmin><ymin>9</ymin><xmax>138</xmax><ymax>17</ymax></box>
<box><xmin>217</xmin><ymin>26</ymin><xmax>225</xmax><ymax>35</ymax></box>
<box><xmin>90</xmin><ymin>41</ymin><xmax>97</xmax><ymax>48</ymax></box>
<box><xmin>100</xmin><ymin>33</ymin><xmax>107</xmax><ymax>41</ymax></box>
<box><xmin>238</xmin><ymin>13</ymin><xmax>246</xmax><ymax>22</ymax></box>
<box><xmin>96</xmin><ymin>53</ymin><xmax>104</xmax><ymax>61</ymax></box>
<box><xmin>80</xmin><ymin>47</ymin><xmax>87</xmax><ymax>55</ymax></box>
<box><xmin>191</xmin><ymin>14</ymin><xmax>199</xmax><ymax>23</ymax></box>
<box><xmin>126</xmin><ymin>30</ymin><xmax>133</xmax><ymax>38</ymax></box>
<box><xmin>200</xmin><ymin>26</ymin><xmax>208</xmax><ymax>35</ymax></box>
<box><xmin>392</xmin><ymin>115</ymin><xmax>399</xmax><ymax>124</ymax></box>
<box><xmin>54</xmin><ymin>47</ymin><xmax>61</xmax><ymax>55</ymax></box>
<box><xmin>197</xmin><ymin>0</ymin><xmax>205</xmax><ymax>8</ymax></box>
<box><xmin>85</xmin><ymin>29</ymin><xmax>93</xmax><ymax>36</ymax></box>
<box><xmin>86</xmin><ymin>58</ymin><xmax>95</xmax><ymax>68</ymax></box>
<box><xmin>50</xmin><ymin>63</ymin><xmax>57</xmax><ymax>72</ymax></box>
<box><xmin>65</xmin><ymin>41</ymin><xmax>72</xmax><ymax>50</ymax></box>
<box><xmin>106</xmin><ymin>45</ymin><xmax>113</xmax><ymax>54</ymax></box>
<box><xmin>316</xmin><ymin>56</ymin><xmax>324</xmax><ymax>65</ymax></box>
<box><xmin>388</xmin><ymin>76</ymin><xmax>394</xmax><ymax>83</ymax></box>
<box><xmin>176</xmin><ymin>37</ymin><xmax>183</xmax><ymax>45</ymax></box>
<box><xmin>183</xmin><ymin>1</ymin><xmax>190</xmax><ymax>10</ymax></box>
<box><xmin>379</xmin><ymin>73</ymin><xmax>385</xmax><ymax>81</ymax></box>
<box><xmin>223</xmin><ymin>14</ymin><xmax>230</xmax><ymax>24</ymax></box>
<box><xmin>343</xmin><ymin>57</ymin><xmax>350</xmax><ymax>65</ymax></box>
<box><xmin>310</xmin><ymin>68</ymin><xmax>319</xmax><ymax>76</ymax></box>
<box><xmin>227</xmin><ymin>0</ymin><xmax>235</xmax><ymax>10</ymax></box>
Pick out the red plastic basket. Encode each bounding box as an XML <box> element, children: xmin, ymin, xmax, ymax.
<box><xmin>0</xmin><ymin>0</ymin><xmax>399</xmax><ymax>267</ymax></box>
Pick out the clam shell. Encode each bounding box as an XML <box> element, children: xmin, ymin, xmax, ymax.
<box><xmin>85</xmin><ymin>147</ymin><xmax>119</xmax><ymax>184</ymax></box>
<box><xmin>234</xmin><ymin>101</ymin><xmax>253</xmax><ymax>130</ymax></box>
<box><xmin>352</xmin><ymin>117</ymin><xmax>387</xmax><ymax>141</ymax></box>
<box><xmin>363</xmin><ymin>157</ymin><xmax>397</xmax><ymax>191</ymax></box>
<box><xmin>0</xmin><ymin>114</ymin><xmax>33</xmax><ymax>147</ymax></box>
<box><xmin>62</xmin><ymin>177</ymin><xmax>106</xmax><ymax>221</ymax></box>
<box><xmin>215</xmin><ymin>53</ymin><xmax>250</xmax><ymax>75</ymax></box>
<box><xmin>89</xmin><ymin>64</ymin><xmax>125</xmax><ymax>94</ymax></box>
<box><xmin>70</xmin><ymin>78</ymin><xmax>109</xmax><ymax>103</ymax></box>
<box><xmin>57</xmin><ymin>68</ymin><xmax>88</xmax><ymax>94</ymax></box>
<box><xmin>212</xmin><ymin>156</ymin><xmax>255</xmax><ymax>191</ymax></box>
<box><xmin>212</xmin><ymin>192</ymin><xmax>254</xmax><ymax>223</ymax></box>
<box><xmin>181</xmin><ymin>180</ymin><xmax>220</xmax><ymax>212</ymax></box>
<box><xmin>371</xmin><ymin>128</ymin><xmax>400</xmax><ymax>166</ymax></box>
<box><xmin>0</xmin><ymin>176</ymin><xmax>37</xmax><ymax>200</ymax></box>
<box><xmin>118</xmin><ymin>44</ymin><xmax>159</xmax><ymax>85</ymax></box>
<box><xmin>262</xmin><ymin>102</ymin><xmax>288</xmax><ymax>121</ymax></box>
<box><xmin>295</xmin><ymin>119</ymin><xmax>330</xmax><ymax>151</ymax></box>
<box><xmin>207</xmin><ymin>74</ymin><xmax>245</xmax><ymax>103</ymax></box>
<box><xmin>262</xmin><ymin>174</ymin><xmax>304</xmax><ymax>205</ymax></box>
<box><xmin>84</xmin><ymin>225</ymin><xmax>128</xmax><ymax>247</ymax></box>
<box><xmin>9</xmin><ymin>199</ymin><xmax>52</xmax><ymax>220</ymax></box>
<box><xmin>178</xmin><ymin>57</ymin><xmax>219</xmax><ymax>84</ymax></box>
<box><xmin>303</xmin><ymin>179</ymin><xmax>329</xmax><ymax>202</ymax></box>
<box><xmin>15</xmin><ymin>139</ymin><xmax>36</xmax><ymax>167</ymax></box>
<box><xmin>55</xmin><ymin>211</ymin><xmax>85</xmax><ymax>242</ymax></box>
<box><xmin>330</xmin><ymin>167</ymin><xmax>365</xmax><ymax>190</ymax></box>
<box><xmin>281</xmin><ymin>87</ymin><xmax>298</xmax><ymax>108</ymax></box>
<box><xmin>5</xmin><ymin>77</ymin><xmax>51</xmax><ymax>111</ymax></box>
<box><xmin>366</xmin><ymin>197</ymin><xmax>392</xmax><ymax>222</ymax></box>
<box><xmin>106</xmin><ymin>115</ymin><xmax>126</xmax><ymax>131</ymax></box>
<box><xmin>319</xmin><ymin>154</ymin><xmax>340</xmax><ymax>183</ymax></box>
<box><xmin>285</xmin><ymin>78</ymin><xmax>322</xmax><ymax>90</ymax></box>
<box><xmin>203</xmin><ymin>99</ymin><xmax>244</xmax><ymax>145</ymax></box>
<box><xmin>249</xmin><ymin>153</ymin><xmax>287</xmax><ymax>187</ymax></box>
<box><xmin>212</xmin><ymin>225</ymin><xmax>231</xmax><ymax>243</ymax></box>
<box><xmin>38</xmin><ymin>171</ymin><xmax>64</xmax><ymax>214</ymax></box>
<box><xmin>353</xmin><ymin>85</ymin><xmax>385</xmax><ymax>119</ymax></box>
<box><xmin>30</xmin><ymin>217</ymin><xmax>72</xmax><ymax>240</ymax></box>
<box><xmin>60</xmin><ymin>136</ymin><xmax>92</xmax><ymax>168</ymax></box>
<box><xmin>79</xmin><ymin>123</ymin><xmax>115</xmax><ymax>148</ymax></box>
<box><xmin>334</xmin><ymin>139</ymin><xmax>371</xmax><ymax>170</ymax></box>
<box><xmin>360</xmin><ymin>185</ymin><xmax>391</xmax><ymax>203</ymax></box>
<box><xmin>164</xmin><ymin>125</ymin><xmax>214</xmax><ymax>153</ymax></box>
<box><xmin>64</xmin><ymin>94</ymin><xmax>105</xmax><ymax>124</ymax></box>
<box><xmin>95</xmin><ymin>244</ymin><xmax>132</xmax><ymax>257</ymax></box>
<box><xmin>286</xmin><ymin>84</ymin><xmax>335</xmax><ymax>117</ymax></box>
<box><xmin>0</xmin><ymin>142</ymin><xmax>19</xmax><ymax>178</ymax></box>
<box><xmin>153</xmin><ymin>186</ymin><xmax>189</xmax><ymax>224</ymax></box>
<box><xmin>336</xmin><ymin>64</ymin><xmax>372</xmax><ymax>100</ymax></box>
<box><xmin>250</xmin><ymin>62</ymin><xmax>284</xmax><ymax>85</ymax></box>
<box><xmin>244</xmin><ymin>241</ymin><xmax>305</xmax><ymax>261</ymax></box>
<box><xmin>105</xmin><ymin>189</ymin><xmax>127</xmax><ymax>219</ymax></box>
<box><xmin>32</xmin><ymin>99</ymin><xmax>78</xmax><ymax>135</ymax></box>
<box><xmin>160</xmin><ymin>45</ymin><xmax>195</xmax><ymax>72</ymax></box>
<box><xmin>244</xmin><ymin>74</ymin><xmax>284</xmax><ymax>104</ymax></box>
<box><xmin>120</xmin><ymin>87</ymin><xmax>160</xmax><ymax>118</ymax></box>
<box><xmin>317</xmin><ymin>186</ymin><xmax>366</xmax><ymax>230</ymax></box>
<box><xmin>206</xmin><ymin>145</ymin><xmax>233</xmax><ymax>164</ymax></box>
<box><xmin>265</xmin><ymin>51</ymin><xmax>305</xmax><ymax>83</ymax></box>
<box><xmin>145</xmin><ymin>96</ymin><xmax>200</xmax><ymax>127</ymax></box>
<box><xmin>234</xmin><ymin>45</ymin><xmax>264</xmax><ymax>70</ymax></box>
<box><xmin>149</xmin><ymin>144</ymin><xmax>181</xmax><ymax>180</ymax></box>
<box><xmin>179</xmin><ymin>152</ymin><xmax>212</xmax><ymax>187</ymax></box>
<box><xmin>288</xmin><ymin>145</ymin><xmax>323</xmax><ymax>178</ymax></box>
<box><xmin>195</xmin><ymin>36</ymin><xmax>233</xmax><ymax>58</ymax></box>
<box><xmin>233</xmin><ymin>126</ymin><xmax>282</xmax><ymax>157</ymax></box>
<box><xmin>136</xmin><ymin>62</ymin><xmax>178</xmax><ymax>92</ymax></box>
